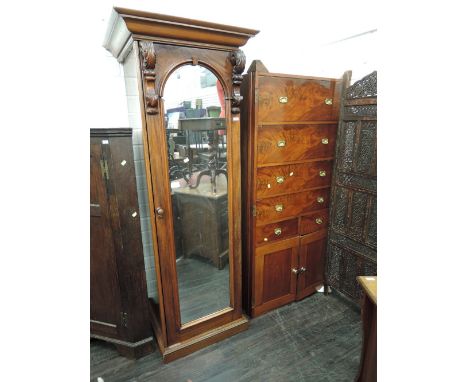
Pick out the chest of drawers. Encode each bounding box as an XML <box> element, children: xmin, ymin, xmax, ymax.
<box><xmin>241</xmin><ymin>61</ymin><xmax>344</xmax><ymax>317</ymax></box>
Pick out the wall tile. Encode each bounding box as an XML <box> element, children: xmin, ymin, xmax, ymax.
<box><xmin>125</xmin><ymin>77</ymin><xmax>139</xmax><ymax>96</ymax></box>
<box><xmin>126</xmin><ymin>96</ymin><xmax>141</xmax><ymax>114</ymax></box>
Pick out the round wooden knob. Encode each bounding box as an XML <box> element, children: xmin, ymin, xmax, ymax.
<box><xmin>156</xmin><ymin>207</ymin><xmax>165</xmax><ymax>218</ymax></box>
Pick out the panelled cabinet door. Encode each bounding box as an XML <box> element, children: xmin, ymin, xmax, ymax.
<box><xmin>253</xmin><ymin>237</ymin><xmax>299</xmax><ymax>316</ymax></box>
<box><xmin>296</xmin><ymin>231</ymin><xmax>327</xmax><ymax>300</ymax></box>
<box><xmin>90</xmin><ymin>141</ymin><xmax>121</xmax><ymax>336</ymax></box>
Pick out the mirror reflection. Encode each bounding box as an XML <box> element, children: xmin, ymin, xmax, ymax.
<box><xmin>163</xmin><ymin>65</ymin><xmax>230</xmax><ymax>325</ymax></box>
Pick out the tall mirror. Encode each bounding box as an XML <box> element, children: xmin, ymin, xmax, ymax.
<box><xmin>163</xmin><ymin>65</ymin><xmax>230</xmax><ymax>325</ymax></box>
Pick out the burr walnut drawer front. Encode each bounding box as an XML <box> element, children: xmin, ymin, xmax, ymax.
<box><xmin>255</xmin><ymin>189</ymin><xmax>330</xmax><ymax>225</ymax></box>
<box><xmin>257</xmin><ymin>124</ymin><xmax>337</xmax><ymax>165</ymax></box>
<box><xmin>256</xmin><ymin>161</ymin><xmax>333</xmax><ymax>198</ymax></box>
<box><xmin>255</xmin><ymin>218</ymin><xmax>299</xmax><ymax>246</ymax></box>
<box><xmin>257</xmin><ymin>75</ymin><xmax>336</xmax><ymax>122</ymax></box>
<box><xmin>300</xmin><ymin>209</ymin><xmax>329</xmax><ymax>235</ymax></box>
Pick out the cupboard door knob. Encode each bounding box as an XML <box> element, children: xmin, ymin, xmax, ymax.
<box><xmin>156</xmin><ymin>207</ymin><xmax>165</xmax><ymax>218</ymax></box>
<box><xmin>277</xmin><ymin>140</ymin><xmax>286</xmax><ymax>148</ymax></box>
<box><xmin>276</xmin><ymin>176</ymin><xmax>285</xmax><ymax>184</ymax></box>
<box><xmin>317</xmin><ymin>196</ymin><xmax>324</xmax><ymax>204</ymax></box>
<box><xmin>321</xmin><ymin>138</ymin><xmax>329</xmax><ymax>145</ymax></box>
<box><xmin>292</xmin><ymin>268</ymin><xmax>299</xmax><ymax>274</ymax></box>
<box><xmin>319</xmin><ymin>170</ymin><xmax>326</xmax><ymax>177</ymax></box>
<box><xmin>279</xmin><ymin>96</ymin><xmax>288</xmax><ymax>104</ymax></box>
<box><xmin>316</xmin><ymin>218</ymin><xmax>323</xmax><ymax>225</ymax></box>
<box><xmin>274</xmin><ymin>228</ymin><xmax>282</xmax><ymax>236</ymax></box>
<box><xmin>300</xmin><ymin>266</ymin><xmax>307</xmax><ymax>273</ymax></box>
<box><xmin>275</xmin><ymin>204</ymin><xmax>284</xmax><ymax>212</ymax></box>
<box><xmin>325</xmin><ymin>98</ymin><xmax>333</xmax><ymax>105</ymax></box>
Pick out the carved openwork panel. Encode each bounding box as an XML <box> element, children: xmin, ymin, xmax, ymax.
<box><xmin>344</xmin><ymin>104</ymin><xmax>377</xmax><ymax>117</ymax></box>
<box><xmin>326</xmin><ymin>71</ymin><xmax>377</xmax><ymax>302</ymax></box>
<box><xmin>355</xmin><ymin>121</ymin><xmax>377</xmax><ymax>174</ymax></box>
<box><xmin>331</xmin><ymin>186</ymin><xmax>348</xmax><ymax>231</ymax></box>
<box><xmin>345</xmin><ymin>71</ymin><xmax>377</xmax><ymax>100</ymax></box>
<box><xmin>336</xmin><ymin>121</ymin><xmax>376</xmax><ymax>177</ymax></box>
<box><xmin>367</xmin><ymin>197</ymin><xmax>377</xmax><ymax>247</ymax></box>
<box><xmin>348</xmin><ymin>191</ymin><xmax>368</xmax><ymax>240</ymax></box>
<box><xmin>330</xmin><ymin>187</ymin><xmax>377</xmax><ymax>249</ymax></box>
<box><xmin>327</xmin><ymin>242</ymin><xmax>377</xmax><ymax>301</ymax></box>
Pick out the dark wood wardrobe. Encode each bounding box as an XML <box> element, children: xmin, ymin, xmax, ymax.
<box><xmin>90</xmin><ymin>128</ymin><xmax>154</xmax><ymax>358</ymax></box>
<box><xmin>104</xmin><ymin>7</ymin><xmax>259</xmax><ymax>363</ymax></box>
<box><xmin>240</xmin><ymin>61</ymin><xmax>346</xmax><ymax>317</ymax></box>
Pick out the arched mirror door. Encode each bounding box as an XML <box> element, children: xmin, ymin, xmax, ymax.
<box><xmin>130</xmin><ymin>20</ymin><xmax>256</xmax><ymax>360</ymax></box>
<box><xmin>162</xmin><ymin>64</ymin><xmax>231</xmax><ymax>326</ymax></box>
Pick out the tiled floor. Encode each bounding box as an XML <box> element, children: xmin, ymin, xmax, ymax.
<box><xmin>91</xmin><ymin>293</ymin><xmax>362</xmax><ymax>382</ymax></box>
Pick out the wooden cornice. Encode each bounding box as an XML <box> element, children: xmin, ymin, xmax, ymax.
<box><xmin>103</xmin><ymin>7</ymin><xmax>259</xmax><ymax>61</ymax></box>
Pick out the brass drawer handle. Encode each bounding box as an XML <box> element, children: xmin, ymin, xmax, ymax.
<box><xmin>263</xmin><ymin>237</ymin><xmax>268</xmax><ymax>242</ymax></box>
<box><xmin>277</xmin><ymin>140</ymin><xmax>286</xmax><ymax>148</ymax></box>
<box><xmin>274</xmin><ymin>227</ymin><xmax>282</xmax><ymax>236</ymax></box>
<box><xmin>316</xmin><ymin>218</ymin><xmax>323</xmax><ymax>225</ymax></box>
<box><xmin>319</xmin><ymin>170</ymin><xmax>327</xmax><ymax>177</ymax></box>
<box><xmin>275</xmin><ymin>204</ymin><xmax>284</xmax><ymax>212</ymax></box>
<box><xmin>317</xmin><ymin>196</ymin><xmax>325</xmax><ymax>204</ymax></box>
<box><xmin>276</xmin><ymin>176</ymin><xmax>285</xmax><ymax>184</ymax></box>
<box><xmin>292</xmin><ymin>268</ymin><xmax>299</xmax><ymax>274</ymax></box>
<box><xmin>300</xmin><ymin>266</ymin><xmax>307</xmax><ymax>273</ymax></box>
<box><xmin>279</xmin><ymin>96</ymin><xmax>288</xmax><ymax>104</ymax></box>
<box><xmin>325</xmin><ymin>98</ymin><xmax>333</xmax><ymax>105</ymax></box>
<box><xmin>321</xmin><ymin>138</ymin><xmax>329</xmax><ymax>145</ymax></box>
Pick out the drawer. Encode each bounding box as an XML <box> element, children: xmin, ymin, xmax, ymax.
<box><xmin>257</xmin><ymin>75</ymin><xmax>337</xmax><ymax>122</ymax></box>
<box><xmin>257</xmin><ymin>124</ymin><xmax>337</xmax><ymax>165</ymax></box>
<box><xmin>255</xmin><ymin>218</ymin><xmax>298</xmax><ymax>246</ymax></box>
<box><xmin>256</xmin><ymin>161</ymin><xmax>333</xmax><ymax>198</ymax></box>
<box><xmin>255</xmin><ymin>189</ymin><xmax>330</xmax><ymax>225</ymax></box>
<box><xmin>300</xmin><ymin>209</ymin><xmax>329</xmax><ymax>235</ymax></box>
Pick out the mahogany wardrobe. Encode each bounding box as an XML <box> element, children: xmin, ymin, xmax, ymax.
<box><xmin>104</xmin><ymin>7</ymin><xmax>258</xmax><ymax>362</ymax></box>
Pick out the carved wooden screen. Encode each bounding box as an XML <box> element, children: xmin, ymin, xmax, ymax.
<box><xmin>326</xmin><ymin>71</ymin><xmax>377</xmax><ymax>302</ymax></box>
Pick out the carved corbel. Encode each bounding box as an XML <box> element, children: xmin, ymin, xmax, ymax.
<box><xmin>139</xmin><ymin>41</ymin><xmax>159</xmax><ymax>115</ymax></box>
<box><xmin>230</xmin><ymin>49</ymin><xmax>246</xmax><ymax>114</ymax></box>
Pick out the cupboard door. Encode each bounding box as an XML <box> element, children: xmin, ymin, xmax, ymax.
<box><xmin>90</xmin><ymin>141</ymin><xmax>121</xmax><ymax>336</ymax></box>
<box><xmin>296</xmin><ymin>230</ymin><xmax>327</xmax><ymax>300</ymax></box>
<box><xmin>253</xmin><ymin>237</ymin><xmax>299</xmax><ymax>316</ymax></box>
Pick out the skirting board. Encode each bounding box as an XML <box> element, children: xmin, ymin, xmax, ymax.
<box><xmin>162</xmin><ymin>315</ymin><xmax>249</xmax><ymax>363</ymax></box>
<box><xmin>90</xmin><ymin>334</ymin><xmax>155</xmax><ymax>359</ymax></box>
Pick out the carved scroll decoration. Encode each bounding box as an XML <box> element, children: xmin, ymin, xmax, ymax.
<box><xmin>139</xmin><ymin>41</ymin><xmax>159</xmax><ymax>115</ymax></box>
<box><xmin>230</xmin><ymin>49</ymin><xmax>246</xmax><ymax>114</ymax></box>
